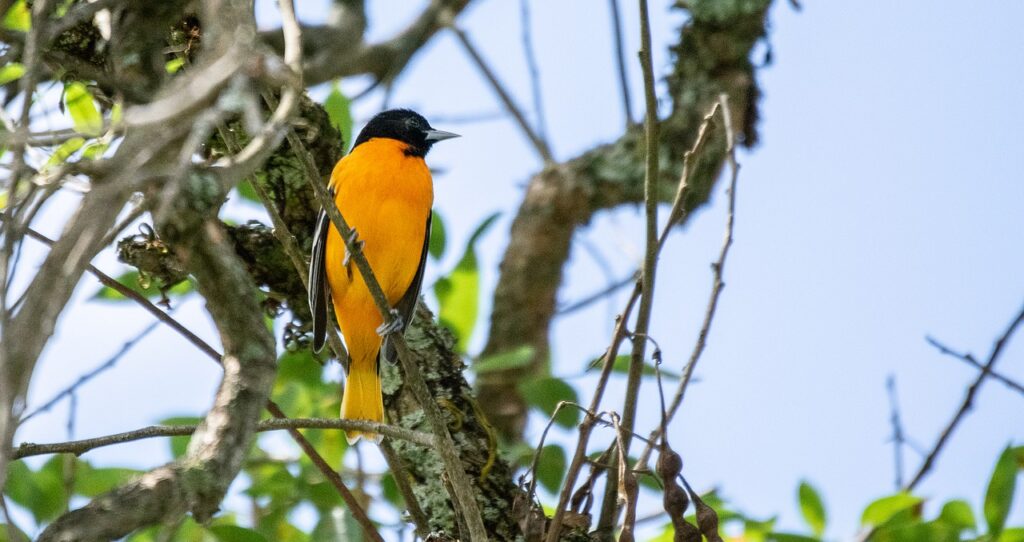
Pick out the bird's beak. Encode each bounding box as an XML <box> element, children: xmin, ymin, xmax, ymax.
<box><xmin>424</xmin><ymin>129</ymin><xmax>460</xmax><ymax>142</ymax></box>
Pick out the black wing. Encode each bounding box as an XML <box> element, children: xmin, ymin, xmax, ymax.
<box><xmin>309</xmin><ymin>204</ymin><xmax>331</xmax><ymax>353</ymax></box>
<box><xmin>382</xmin><ymin>212</ymin><xmax>431</xmax><ymax>364</ymax></box>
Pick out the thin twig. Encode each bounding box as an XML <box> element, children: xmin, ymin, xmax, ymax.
<box><xmin>21</xmin><ymin>319</ymin><xmax>163</xmax><ymax>422</ymax></box>
<box><xmin>886</xmin><ymin>375</ymin><xmax>905</xmax><ymax>490</ymax></box>
<box><xmin>22</xmin><ymin>227</ymin><xmax>221</xmax><ymax>360</ymax></box>
<box><xmin>926</xmin><ymin>336</ymin><xmax>1024</xmax><ymax>396</ymax></box>
<box><xmin>379</xmin><ymin>438</ymin><xmax>431</xmax><ymax>538</ymax></box>
<box><xmin>448</xmin><ymin>24</ymin><xmax>553</xmax><ymax>163</ymax></box>
<box><xmin>607</xmin><ymin>0</ymin><xmax>634</xmax><ymax>125</ymax></box>
<box><xmin>636</xmin><ymin>94</ymin><xmax>737</xmax><ymax>469</ymax></box>
<box><xmin>11</xmin><ymin>418</ymin><xmax>430</xmax><ymax>460</ymax></box>
<box><xmin>904</xmin><ymin>301</ymin><xmax>1024</xmax><ymax>491</ymax></box>
<box><xmin>597</xmin><ymin>0</ymin><xmax>661</xmax><ymax>531</ymax></box>
<box><xmin>556</xmin><ymin>272</ymin><xmax>638</xmax><ymax>316</ymax></box>
<box><xmin>519</xmin><ymin>0</ymin><xmax>549</xmax><ymax>142</ymax></box>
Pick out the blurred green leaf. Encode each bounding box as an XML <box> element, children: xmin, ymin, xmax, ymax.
<box><xmin>428</xmin><ymin>210</ymin><xmax>447</xmax><ymax>260</ymax></box>
<box><xmin>873</xmin><ymin>521</ymin><xmax>960</xmax><ymax>542</ymax></box>
<box><xmin>519</xmin><ymin>376</ymin><xmax>579</xmax><ymax>428</ymax></box>
<box><xmin>160</xmin><ymin>416</ymin><xmax>201</xmax><ymax>458</ymax></box>
<box><xmin>44</xmin><ymin>136</ymin><xmax>85</xmax><ymax>169</ymax></box>
<box><xmin>209</xmin><ymin>525</ymin><xmax>269</xmax><ymax>542</ymax></box>
<box><xmin>0</xmin><ymin>522</ymin><xmax>29</xmax><ymax>542</ymax></box>
<box><xmin>0</xmin><ymin>63</ymin><xmax>24</xmax><ymax>85</ymax></box>
<box><xmin>3</xmin><ymin>456</ymin><xmax>67</xmax><ymax>523</ymax></box>
<box><xmin>938</xmin><ymin>499</ymin><xmax>975</xmax><ymax>532</ymax></box>
<box><xmin>434</xmin><ymin>212</ymin><xmax>499</xmax><ymax>352</ymax></box>
<box><xmin>985</xmin><ymin>445</ymin><xmax>1023</xmax><ymax>536</ymax></box>
<box><xmin>1000</xmin><ymin>528</ymin><xmax>1024</xmax><ymax>542</ymax></box>
<box><xmin>165</xmin><ymin>57</ymin><xmax>185</xmax><ymax>73</ymax></box>
<box><xmin>312</xmin><ymin>507</ymin><xmax>363</xmax><ymax>542</ymax></box>
<box><xmin>765</xmin><ymin>534</ymin><xmax>820</xmax><ymax>542</ymax></box>
<box><xmin>2</xmin><ymin>1</ymin><xmax>29</xmax><ymax>31</ymax></box>
<box><xmin>798</xmin><ymin>480</ymin><xmax>827</xmax><ymax>536</ymax></box>
<box><xmin>75</xmin><ymin>463</ymin><xmax>142</xmax><ymax>497</ymax></box>
<box><xmin>597</xmin><ymin>354</ymin><xmax>680</xmax><ymax>380</ymax></box>
<box><xmin>235</xmin><ymin>179</ymin><xmax>262</xmax><ymax>203</ymax></box>
<box><xmin>536</xmin><ymin>444</ymin><xmax>567</xmax><ymax>493</ymax></box>
<box><xmin>81</xmin><ymin>140</ymin><xmax>109</xmax><ymax>160</ymax></box>
<box><xmin>276</xmin><ymin>350</ymin><xmax>323</xmax><ymax>387</ymax></box>
<box><xmin>324</xmin><ymin>83</ymin><xmax>353</xmax><ymax>147</ymax></box>
<box><xmin>861</xmin><ymin>493</ymin><xmax>922</xmax><ymax>528</ymax></box>
<box><xmin>474</xmin><ymin>345</ymin><xmax>535</xmax><ymax>374</ymax></box>
<box><xmin>64</xmin><ymin>82</ymin><xmax>103</xmax><ymax>136</ymax></box>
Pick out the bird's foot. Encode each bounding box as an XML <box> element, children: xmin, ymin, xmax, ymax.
<box><xmin>342</xmin><ymin>228</ymin><xmax>365</xmax><ymax>267</ymax></box>
<box><xmin>376</xmin><ymin>309</ymin><xmax>404</xmax><ymax>336</ymax></box>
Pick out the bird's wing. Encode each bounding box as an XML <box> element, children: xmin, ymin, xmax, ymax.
<box><xmin>382</xmin><ymin>212</ymin><xmax>432</xmax><ymax>364</ymax></box>
<box><xmin>309</xmin><ymin>198</ymin><xmax>332</xmax><ymax>353</ymax></box>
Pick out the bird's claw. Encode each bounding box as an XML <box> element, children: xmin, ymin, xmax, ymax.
<box><xmin>376</xmin><ymin>309</ymin><xmax>404</xmax><ymax>336</ymax></box>
<box><xmin>342</xmin><ymin>228</ymin><xmax>364</xmax><ymax>267</ymax></box>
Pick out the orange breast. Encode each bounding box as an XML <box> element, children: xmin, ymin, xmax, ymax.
<box><xmin>324</xmin><ymin>138</ymin><xmax>433</xmax><ymax>365</ymax></box>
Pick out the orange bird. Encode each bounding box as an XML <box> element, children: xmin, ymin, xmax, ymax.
<box><xmin>308</xmin><ymin>109</ymin><xmax>458</xmax><ymax>443</ymax></box>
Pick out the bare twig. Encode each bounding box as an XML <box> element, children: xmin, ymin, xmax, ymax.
<box><xmin>927</xmin><ymin>336</ymin><xmax>1024</xmax><ymax>397</ymax></box>
<box><xmin>607</xmin><ymin>0</ymin><xmax>634</xmax><ymax>125</ymax></box>
<box><xmin>448</xmin><ymin>24</ymin><xmax>553</xmax><ymax>163</ymax></box>
<box><xmin>11</xmin><ymin>418</ymin><xmax>431</xmax><ymax>460</ymax></box>
<box><xmin>21</xmin><ymin>319</ymin><xmax>163</xmax><ymax>422</ymax></box>
<box><xmin>519</xmin><ymin>0</ymin><xmax>549</xmax><ymax>142</ymax></box>
<box><xmin>556</xmin><ymin>272</ymin><xmax>638</xmax><ymax>316</ymax></box>
<box><xmin>597</xmin><ymin>0</ymin><xmax>661</xmax><ymax>531</ymax></box>
<box><xmin>886</xmin><ymin>375</ymin><xmax>906</xmax><ymax>490</ymax></box>
<box><xmin>636</xmin><ymin>94</ymin><xmax>736</xmax><ymax>470</ymax></box>
<box><xmin>379</xmin><ymin>438</ymin><xmax>431</xmax><ymax>538</ymax></box>
<box><xmin>904</xmin><ymin>301</ymin><xmax>1024</xmax><ymax>491</ymax></box>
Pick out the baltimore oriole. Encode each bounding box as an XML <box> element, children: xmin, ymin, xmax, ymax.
<box><xmin>308</xmin><ymin>109</ymin><xmax>458</xmax><ymax>443</ymax></box>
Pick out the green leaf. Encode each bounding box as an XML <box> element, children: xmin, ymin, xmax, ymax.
<box><xmin>44</xmin><ymin>136</ymin><xmax>85</xmax><ymax>169</ymax></box>
<box><xmin>536</xmin><ymin>444</ymin><xmax>567</xmax><ymax>493</ymax></box>
<box><xmin>985</xmin><ymin>445</ymin><xmax>1023</xmax><ymax>536</ymax></box>
<box><xmin>276</xmin><ymin>350</ymin><xmax>323</xmax><ymax>387</ymax></box>
<box><xmin>428</xmin><ymin>210</ymin><xmax>447</xmax><ymax>260</ymax></box>
<box><xmin>861</xmin><ymin>493</ymin><xmax>922</xmax><ymax>528</ymax></box>
<box><xmin>765</xmin><ymin>534</ymin><xmax>821</xmax><ymax>542</ymax></box>
<box><xmin>0</xmin><ymin>63</ymin><xmax>24</xmax><ymax>85</ymax></box>
<box><xmin>235</xmin><ymin>179</ymin><xmax>262</xmax><ymax>203</ymax></box>
<box><xmin>165</xmin><ymin>57</ymin><xmax>185</xmax><ymax>74</ymax></box>
<box><xmin>311</xmin><ymin>508</ymin><xmax>362</xmax><ymax>542</ymax></box>
<box><xmin>519</xmin><ymin>376</ymin><xmax>579</xmax><ymax>428</ymax></box>
<box><xmin>937</xmin><ymin>499</ymin><xmax>975</xmax><ymax>532</ymax></box>
<box><xmin>324</xmin><ymin>83</ymin><xmax>353</xmax><ymax>147</ymax></box>
<box><xmin>75</xmin><ymin>464</ymin><xmax>142</xmax><ymax>497</ymax></box>
<box><xmin>0</xmin><ymin>522</ymin><xmax>29</xmax><ymax>542</ymax></box>
<box><xmin>209</xmin><ymin>525</ymin><xmax>270</xmax><ymax>542</ymax></box>
<box><xmin>1000</xmin><ymin>528</ymin><xmax>1024</xmax><ymax>542</ymax></box>
<box><xmin>81</xmin><ymin>140</ymin><xmax>109</xmax><ymax>160</ymax></box>
<box><xmin>594</xmin><ymin>354</ymin><xmax>681</xmax><ymax>380</ymax></box>
<box><xmin>3</xmin><ymin>456</ymin><xmax>68</xmax><ymax>523</ymax></box>
<box><xmin>2</xmin><ymin>1</ymin><xmax>30</xmax><ymax>31</ymax></box>
<box><xmin>798</xmin><ymin>480</ymin><xmax>827</xmax><ymax>536</ymax></box>
<box><xmin>64</xmin><ymin>82</ymin><xmax>104</xmax><ymax>136</ymax></box>
<box><xmin>160</xmin><ymin>416</ymin><xmax>201</xmax><ymax>458</ymax></box>
<box><xmin>434</xmin><ymin>212</ymin><xmax>499</xmax><ymax>352</ymax></box>
<box><xmin>474</xmin><ymin>345</ymin><xmax>535</xmax><ymax>374</ymax></box>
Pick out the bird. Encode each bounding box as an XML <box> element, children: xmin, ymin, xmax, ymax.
<box><xmin>308</xmin><ymin>109</ymin><xmax>459</xmax><ymax>444</ymax></box>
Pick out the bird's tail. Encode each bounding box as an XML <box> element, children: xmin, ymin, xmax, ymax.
<box><xmin>341</xmin><ymin>359</ymin><xmax>383</xmax><ymax>444</ymax></box>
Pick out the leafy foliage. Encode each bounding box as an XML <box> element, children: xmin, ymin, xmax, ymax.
<box><xmin>433</xmin><ymin>212</ymin><xmax>499</xmax><ymax>352</ymax></box>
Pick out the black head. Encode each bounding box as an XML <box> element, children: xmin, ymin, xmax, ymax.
<box><xmin>351</xmin><ymin>109</ymin><xmax>459</xmax><ymax>157</ymax></box>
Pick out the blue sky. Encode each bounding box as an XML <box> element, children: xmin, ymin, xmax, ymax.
<box><xmin>15</xmin><ymin>0</ymin><xmax>1024</xmax><ymax>538</ymax></box>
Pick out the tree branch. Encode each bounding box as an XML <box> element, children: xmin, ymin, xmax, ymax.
<box><xmin>477</xmin><ymin>0</ymin><xmax>772</xmax><ymax>441</ymax></box>
<box><xmin>13</xmin><ymin>418</ymin><xmax>432</xmax><ymax>460</ymax></box>
<box><xmin>904</xmin><ymin>302</ymin><xmax>1024</xmax><ymax>491</ymax></box>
